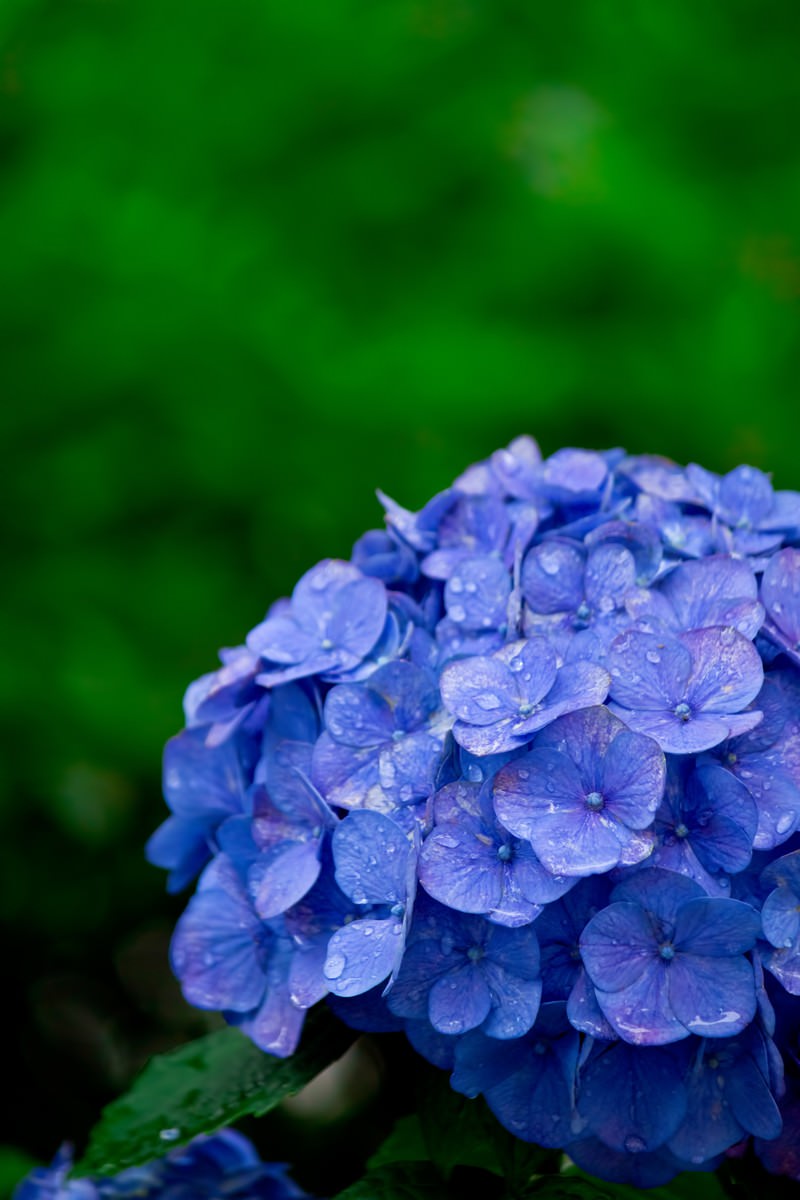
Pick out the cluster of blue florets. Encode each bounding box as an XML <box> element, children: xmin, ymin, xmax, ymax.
<box><xmin>15</xmin><ymin>1130</ymin><xmax>312</xmax><ymax>1199</ymax></box>
<box><xmin>148</xmin><ymin>439</ymin><xmax>800</xmax><ymax>1187</ymax></box>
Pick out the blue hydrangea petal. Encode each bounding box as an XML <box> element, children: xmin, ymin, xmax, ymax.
<box><xmin>725</xmin><ymin>1051</ymin><xmax>783</xmax><ymax>1140</ymax></box>
<box><xmin>521</xmin><ymin>540</ymin><xmax>585</xmax><ymax>614</ymax></box>
<box><xmin>762</xmin><ymin>848</ymin><xmax>800</xmax><ymax>893</ymax></box>
<box><xmin>451</xmin><ymin>1028</ymin><xmax>521</xmax><ymax>1096</ymax></box>
<box><xmin>658</xmin><ymin>555</ymin><xmax>762</xmax><ymax>637</ymax></box>
<box><xmin>672</xmin><ymin>897</ymin><xmax>761</xmax><ymax>956</ymax></box>
<box><xmin>323</xmin><ymin>577</ymin><xmax>391</xmax><ymax>671</ymax></box>
<box><xmin>440</xmin><ymin>656</ymin><xmax>520</xmax><ymax>726</ymax></box>
<box><xmin>761</xmin><ymin>886</ymin><xmax>800</xmax><ymax>949</ymax></box>
<box><xmin>607</xmin><ymin>706</ymin><xmax>741</xmax><ymax>755</ymax></box>
<box><xmin>762</xmin><ymin>547</ymin><xmax>800</xmax><ymax>649</ymax></box>
<box><xmin>235</xmin><ymin>984</ymin><xmax>305</xmax><ymax>1059</ymax></box>
<box><xmin>428</xmin><ymin>963</ymin><xmax>492</xmax><ymax>1034</ymax></box>
<box><xmin>248</xmin><ymin>614</ymin><xmax>319</xmax><ymax>667</ymax></box>
<box><xmin>518</xmin><ymin>659</ymin><xmax>610</xmax><ymax>736</ymax></box>
<box><xmin>324</xmin><ymin>683</ymin><xmax>394</xmax><ymax>747</ymax></box>
<box><xmin>607</xmin><ymin>631</ymin><xmax>691</xmax><ymax>710</ymax></box>
<box><xmin>719</xmin><ymin>464</ymin><xmax>774</xmax><ymax>527</ymax></box>
<box><xmin>596</xmin><ymin>961</ymin><xmax>688</xmax><ymax>1045</ymax></box>
<box><xmin>479</xmin><ymin>966</ymin><xmax>542</xmax><ymax>1039</ymax></box>
<box><xmin>170</xmin><ymin>888</ymin><xmax>266</xmax><ymax>1013</ymax></box>
<box><xmin>611</xmin><ymin>867</ymin><xmax>704</xmax><ymax>921</ymax></box>
<box><xmin>323</xmin><ymin>916</ymin><xmax>403</xmax><ymax>997</ymax></box>
<box><xmin>764</xmin><ymin>942</ymin><xmax>800</xmax><ymax>993</ymax></box>
<box><xmin>310</xmin><ymin>733</ymin><xmax>382</xmax><ymax>810</ymax></box>
<box><xmin>533</xmin><ymin>806</ymin><xmax>630</xmax><ymax>877</ymax></box>
<box><xmin>493</xmin><ymin>747</ymin><xmax>584</xmax><ymax>843</ymax></box>
<box><xmin>332</xmin><ymin>810</ymin><xmax>411</xmax><ymax>905</ymax></box>
<box><xmin>566</xmin><ymin>969</ymin><xmax>616</xmax><ymax>1038</ymax></box>
<box><xmin>404</xmin><ymin>1018</ymin><xmax>459</xmax><ymax>1069</ymax></box>
<box><xmin>584</xmin><ymin>543</ymin><xmax>636</xmax><ymax>613</ymax></box>
<box><xmin>667</xmin><ymin>1054</ymin><xmax>746</xmax><ymax>1162</ymax></box>
<box><xmin>682</xmin><ymin>627</ymin><xmax>764</xmax><ymax>715</ymax></box>
<box><xmin>482</xmin><ymin>921</ymin><xmax>541</xmax><ymax>979</ymax></box>
<box><xmin>512</xmin><ymin>841</ymin><xmax>576</xmax><ymax>905</ymax></box>
<box><xmin>146</xmin><ymin>815</ymin><xmax>217</xmax><ymax>893</ymax></box>
<box><xmin>570</xmin><ymin>1138</ymin><xmax>695</xmax><ymax>1187</ymax></box>
<box><xmin>444</xmin><ymin>555</ymin><xmax>511</xmax><ymax>632</ymax></box>
<box><xmin>248</xmin><ymin>841</ymin><xmax>322</xmax><ymax>920</ymax></box>
<box><xmin>684</xmin><ymin>763</ymin><xmax>758</xmax><ymax>876</ymax></box>
<box><xmin>577</xmin><ymin>1041</ymin><xmax>688</xmax><ymax>1153</ymax></box>
<box><xmin>599</xmin><ymin>727</ymin><xmax>666</xmax><ymax>828</ymax></box>
<box><xmin>386</xmin><ymin>937</ymin><xmax>451</xmax><ymax>1021</ymax></box>
<box><xmin>419</xmin><ymin>822</ymin><xmax>503</xmax><ymax>914</ymax></box>
<box><xmin>496</xmin><ymin>637</ymin><xmax>560</xmax><ymax>705</ymax></box>
<box><xmin>288</xmin><ymin>940</ymin><xmax>329</xmax><ymax>1008</ymax></box>
<box><xmin>542</xmin><ymin>447</ymin><xmax>608</xmax><ymax>498</ymax></box>
<box><xmin>579</xmin><ymin>902</ymin><xmax>657</xmax><ymax>991</ymax></box>
<box><xmin>667</xmin><ymin>954</ymin><xmax>756</xmax><ymax>1037</ymax></box>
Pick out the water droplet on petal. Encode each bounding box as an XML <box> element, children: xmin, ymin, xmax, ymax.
<box><xmin>160</xmin><ymin>1129</ymin><xmax>181</xmax><ymax>1143</ymax></box>
<box><xmin>325</xmin><ymin>952</ymin><xmax>346</xmax><ymax>980</ymax></box>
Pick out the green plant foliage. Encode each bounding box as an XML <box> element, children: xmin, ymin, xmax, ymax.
<box><xmin>333</xmin><ymin>1162</ymin><xmax>451</xmax><ymax>1200</ymax></box>
<box><xmin>75</xmin><ymin>1008</ymin><xmax>354</xmax><ymax>1177</ymax></box>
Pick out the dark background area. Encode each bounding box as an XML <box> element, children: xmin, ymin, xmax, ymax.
<box><xmin>2</xmin><ymin>0</ymin><xmax>800</xmax><ymax>1192</ymax></box>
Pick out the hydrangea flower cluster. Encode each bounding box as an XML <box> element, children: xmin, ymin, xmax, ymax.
<box><xmin>14</xmin><ymin>1129</ymin><xmax>312</xmax><ymax>1199</ymax></box>
<box><xmin>149</xmin><ymin>439</ymin><xmax>800</xmax><ymax>1186</ymax></box>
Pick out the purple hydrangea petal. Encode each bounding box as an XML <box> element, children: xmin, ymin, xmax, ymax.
<box><xmin>658</xmin><ymin>556</ymin><xmax>762</xmax><ymax>637</ymax></box>
<box><xmin>248</xmin><ymin>840</ymin><xmax>323</xmax><ymax>920</ymax></box>
<box><xmin>667</xmin><ymin>954</ymin><xmax>756</xmax><ymax>1037</ymax></box>
<box><xmin>577</xmin><ymin>1041</ymin><xmax>688</xmax><ymax>1153</ymax></box>
<box><xmin>169</xmin><ymin>887</ymin><xmax>267</xmax><ymax>1013</ymax></box>
<box><xmin>611</xmin><ymin>867</ymin><xmax>704</xmax><ymax>922</ymax></box>
<box><xmin>493</xmin><ymin>747</ymin><xmax>585</xmax><ymax>844</ymax></box>
<box><xmin>440</xmin><ymin>656</ymin><xmax>520</xmax><ymax>726</ymax></box>
<box><xmin>607</xmin><ymin>631</ymin><xmax>691</xmax><ymax>710</ymax></box>
<box><xmin>444</xmin><ymin>555</ymin><xmax>511</xmax><ymax>632</ymax></box>
<box><xmin>682</xmin><ymin>627</ymin><xmax>764</xmax><ymax>714</ymax></box>
<box><xmin>323</xmin><ymin>916</ymin><xmax>404</xmax><ymax>997</ymax></box>
<box><xmin>579</xmin><ymin>902</ymin><xmax>658</xmax><ymax>991</ymax></box>
<box><xmin>762</xmin><ymin>547</ymin><xmax>800</xmax><ymax>648</ymax></box>
<box><xmin>566</xmin><ymin>968</ymin><xmax>617</xmax><ymax>1038</ymax></box>
<box><xmin>596</xmin><ymin>961</ymin><xmax>688</xmax><ymax>1045</ymax></box>
<box><xmin>324</xmin><ymin>683</ymin><xmax>394</xmax><ymax>747</ymax></box>
<box><xmin>521</xmin><ymin>540</ymin><xmax>585</xmax><ymax>614</ymax></box>
<box><xmin>419</xmin><ymin>822</ymin><xmax>504</xmax><ymax>915</ymax></box>
<box><xmin>428</xmin><ymin>963</ymin><xmax>492</xmax><ymax>1034</ymax></box>
<box><xmin>584</xmin><ymin>543</ymin><xmax>636</xmax><ymax>613</ymax></box>
<box><xmin>672</xmin><ymin>896</ymin><xmax>761</xmax><ymax>956</ymax></box>
<box><xmin>762</xmin><ymin>886</ymin><xmax>800</xmax><ymax>949</ymax></box>
<box><xmin>332</xmin><ymin>810</ymin><xmax>411</xmax><ymax>905</ymax></box>
<box><xmin>600</xmin><ymin>727</ymin><xmax>666</xmax><ymax>828</ymax></box>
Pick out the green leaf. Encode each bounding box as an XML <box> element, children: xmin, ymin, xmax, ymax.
<box><xmin>333</xmin><ymin>1161</ymin><xmax>450</xmax><ymax>1200</ymax></box>
<box><xmin>415</xmin><ymin>1067</ymin><xmax>560</xmax><ymax>1189</ymax></box>
<box><xmin>0</xmin><ymin>1145</ymin><xmax>37</xmax><ymax>1200</ymax></box>
<box><xmin>367</xmin><ymin>1114</ymin><xmax>428</xmax><ymax>1169</ymax></box>
<box><xmin>76</xmin><ymin>1007</ymin><xmax>354</xmax><ymax>1177</ymax></box>
<box><xmin>560</xmin><ymin>1165</ymin><xmax>730</xmax><ymax>1200</ymax></box>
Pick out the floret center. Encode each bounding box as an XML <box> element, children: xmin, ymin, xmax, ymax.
<box><xmin>659</xmin><ymin>942</ymin><xmax>676</xmax><ymax>961</ymax></box>
<box><xmin>497</xmin><ymin>843</ymin><xmax>513</xmax><ymax>862</ymax></box>
<box><xmin>674</xmin><ymin>823</ymin><xmax>689</xmax><ymax>839</ymax></box>
<box><xmin>585</xmin><ymin>791</ymin><xmax>604</xmax><ymax>811</ymax></box>
<box><xmin>674</xmin><ymin>702</ymin><xmax>692</xmax><ymax>722</ymax></box>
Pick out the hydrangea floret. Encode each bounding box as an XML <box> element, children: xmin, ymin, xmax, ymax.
<box><xmin>149</xmin><ymin>437</ymin><xmax>800</xmax><ymax>1186</ymax></box>
<box><xmin>14</xmin><ymin>1130</ymin><xmax>312</xmax><ymax>1199</ymax></box>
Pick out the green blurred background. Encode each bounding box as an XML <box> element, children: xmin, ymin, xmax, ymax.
<box><xmin>3</xmin><ymin>0</ymin><xmax>800</xmax><ymax>1189</ymax></box>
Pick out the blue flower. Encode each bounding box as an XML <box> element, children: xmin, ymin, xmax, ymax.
<box><xmin>387</xmin><ymin>895</ymin><xmax>541</xmax><ymax>1038</ymax></box>
<box><xmin>606</xmin><ymin>627</ymin><xmax>764</xmax><ymax>754</ymax></box>
<box><xmin>440</xmin><ymin>638</ymin><xmax>609</xmax><ymax>756</ymax></box>
<box><xmin>322</xmin><ymin>809</ymin><xmax>417</xmax><ymax>997</ymax></box>
<box><xmin>13</xmin><ymin>1132</ymin><xmax>312</xmax><ymax>1199</ymax></box>
<box><xmin>247</xmin><ymin>559</ymin><xmax>388</xmax><ymax>686</ymax></box>
<box><xmin>492</xmin><ymin>706</ymin><xmax>664</xmax><ymax>877</ymax></box>
<box><xmin>418</xmin><ymin>780</ymin><xmax>574</xmax><ymax>926</ymax></box>
<box><xmin>580</xmin><ymin>869</ymin><xmax>761</xmax><ymax>1044</ymax></box>
<box><xmin>762</xmin><ymin>548</ymin><xmax>800</xmax><ymax>667</ymax></box>
<box><xmin>312</xmin><ymin>659</ymin><xmax>451</xmax><ymax>813</ymax></box>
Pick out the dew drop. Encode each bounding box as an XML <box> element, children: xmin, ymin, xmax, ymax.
<box><xmin>450</xmin><ymin>605</ymin><xmax>467</xmax><ymax>623</ymax></box>
<box><xmin>624</xmin><ymin>1135</ymin><xmax>646</xmax><ymax>1154</ymax></box>
<box><xmin>159</xmin><ymin>1129</ymin><xmax>181</xmax><ymax>1142</ymax></box>
<box><xmin>646</xmin><ymin>650</ymin><xmax>661</xmax><ymax>665</ymax></box>
<box><xmin>777</xmin><ymin>814</ymin><xmax>793</xmax><ymax>834</ymax></box>
<box><xmin>450</xmin><ymin>577</ymin><xmax>464</xmax><ymax>594</ymax></box>
<box><xmin>325</xmin><ymin>952</ymin><xmax>346</xmax><ymax>980</ymax></box>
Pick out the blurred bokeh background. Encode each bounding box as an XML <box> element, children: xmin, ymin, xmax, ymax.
<box><xmin>3</xmin><ymin>0</ymin><xmax>800</xmax><ymax>1191</ymax></box>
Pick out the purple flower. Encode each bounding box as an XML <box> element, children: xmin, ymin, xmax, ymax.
<box><xmin>169</xmin><ymin>855</ymin><xmax>305</xmax><ymax>1056</ymax></box>
<box><xmin>521</xmin><ymin>537</ymin><xmax>638</xmax><ymax>645</ymax></box>
<box><xmin>645</xmin><ymin>759</ymin><xmax>758</xmax><ymax>896</ymax></box>
<box><xmin>492</xmin><ymin>707</ymin><xmax>665</xmax><ymax>877</ymax></box>
<box><xmin>311</xmin><ymin>660</ymin><xmax>451</xmax><ymax>813</ymax></box>
<box><xmin>606</xmin><ymin>627</ymin><xmax>764</xmax><ymax>754</ymax></box>
<box><xmin>761</xmin><ymin>548</ymin><xmax>800</xmax><ymax>667</ymax></box>
<box><xmin>440</xmin><ymin>638</ymin><xmax>610</xmax><ymax>756</ymax></box>
<box><xmin>387</xmin><ymin>895</ymin><xmax>541</xmax><ymax>1039</ymax></box>
<box><xmin>146</xmin><ymin>726</ymin><xmax>256</xmax><ymax>892</ymax></box>
<box><xmin>247</xmin><ymin>559</ymin><xmax>388</xmax><ymax>686</ymax></box>
<box><xmin>451</xmin><ymin>1003</ymin><xmax>580</xmax><ymax>1147</ymax></box>
<box><xmin>418</xmin><ymin>780</ymin><xmax>574</xmax><ymax>926</ymax></box>
<box><xmin>322</xmin><ymin>810</ymin><xmax>417</xmax><ymax>997</ymax></box>
<box><xmin>626</xmin><ymin>554</ymin><xmax>764</xmax><ymax>640</ymax></box>
<box><xmin>580</xmin><ymin>869</ymin><xmax>761</xmax><ymax>1045</ymax></box>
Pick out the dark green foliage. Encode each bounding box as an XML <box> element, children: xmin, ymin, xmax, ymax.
<box><xmin>76</xmin><ymin>1008</ymin><xmax>354</xmax><ymax>1176</ymax></box>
